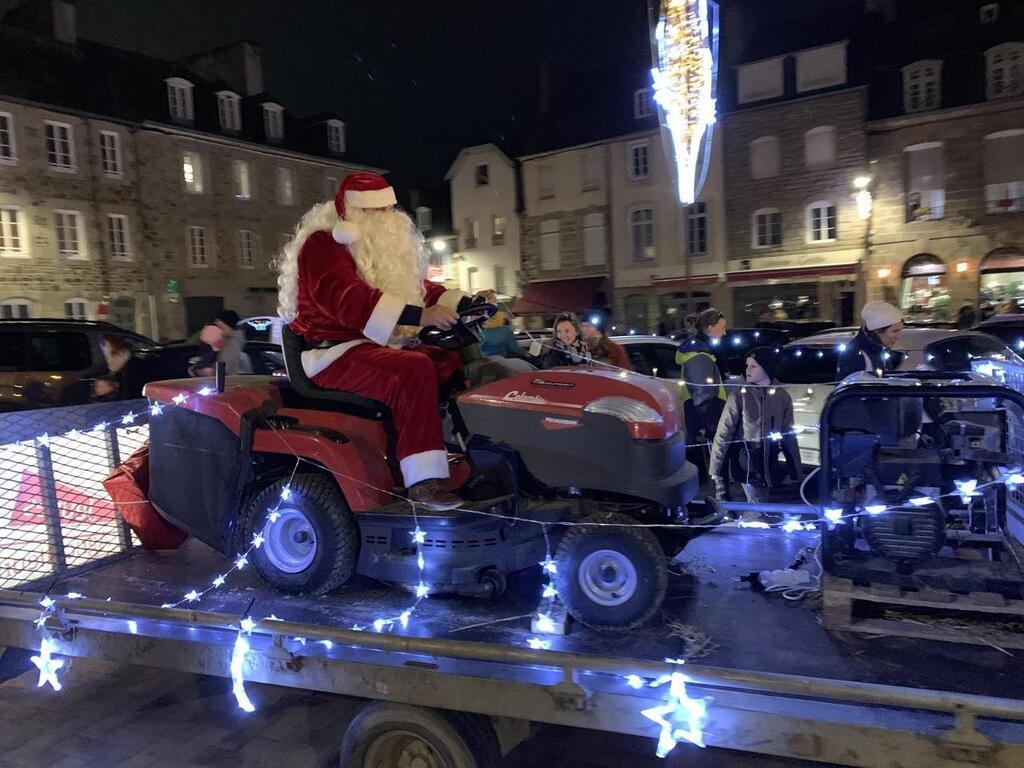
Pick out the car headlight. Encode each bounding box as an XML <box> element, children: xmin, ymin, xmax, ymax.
<box><xmin>583</xmin><ymin>396</ymin><xmax>663</xmax><ymax>424</ymax></box>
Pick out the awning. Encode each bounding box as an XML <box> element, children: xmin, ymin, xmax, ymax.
<box><xmin>981</xmin><ymin>247</ymin><xmax>1024</xmax><ymax>273</ymax></box>
<box><xmin>726</xmin><ymin>264</ymin><xmax>857</xmax><ymax>283</ymax></box>
<box><xmin>512</xmin><ymin>276</ymin><xmax>607</xmax><ymax>315</ymax></box>
<box><xmin>650</xmin><ymin>275</ymin><xmax>719</xmax><ymax>289</ymax></box>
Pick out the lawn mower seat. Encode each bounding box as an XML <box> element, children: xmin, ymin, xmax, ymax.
<box><xmin>281</xmin><ymin>325</ymin><xmax>392</xmax><ymax>422</ymax></box>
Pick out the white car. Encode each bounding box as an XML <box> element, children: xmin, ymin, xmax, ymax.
<box><xmin>776</xmin><ymin>328</ymin><xmax>1024</xmax><ymax>465</ymax></box>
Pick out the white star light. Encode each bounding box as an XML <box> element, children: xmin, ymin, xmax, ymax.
<box><xmin>414</xmin><ymin>582</ymin><xmax>430</xmax><ymax>599</ymax></box>
<box><xmin>372</xmin><ymin>618</ymin><xmax>386</xmax><ymax>632</ymax></box>
<box><xmin>781</xmin><ymin>518</ymin><xmax>804</xmax><ymax>533</ymax></box>
<box><xmin>864</xmin><ymin>502</ymin><xmax>888</xmax><ymax>515</ymax></box>
<box><xmin>398</xmin><ymin>611</ymin><xmax>411</xmax><ymax>628</ymax></box>
<box><xmin>768</xmin><ymin>431</ymin><xmax>783</xmax><ymax>442</ymax></box>
<box><xmin>39</xmin><ymin>597</ymin><xmax>56</xmax><ymax>610</ymax></box>
<box><xmin>91</xmin><ymin>422</ymin><xmax>107</xmax><ymax>433</ymax></box>
<box><xmin>184</xmin><ymin>590</ymin><xmax>200</xmax><ymax>603</ymax></box>
<box><xmin>738</xmin><ymin>520</ymin><xmax>771</xmax><ymax>529</ymax></box>
<box><xmin>212</xmin><ymin>575</ymin><xmax>226</xmax><ymax>587</ymax></box>
<box><xmin>527</xmin><ymin>637</ymin><xmax>550</xmax><ymax>650</ymax></box>
<box><xmin>197</xmin><ymin>386</ymin><xmax>213</xmax><ymax>396</ymax></box>
<box><xmin>121</xmin><ymin>412</ymin><xmax>136</xmax><ymax>425</ymax></box>
<box><xmin>251</xmin><ymin>533</ymin><xmax>265</xmax><ymax>549</ymax></box>
<box><xmin>824</xmin><ymin>507</ymin><xmax>844</xmax><ymax>525</ymax></box>
<box><xmin>641</xmin><ymin>672</ymin><xmax>709</xmax><ymax>757</ymax></box>
<box><xmin>66</xmin><ymin>592</ymin><xmax>83</xmax><ymax>600</ymax></box>
<box><xmin>267</xmin><ymin>509</ymin><xmax>281</xmax><ymax>523</ymax></box>
<box><xmin>37</xmin><ymin>433</ymin><xmax>50</xmax><ymax>447</ymax></box>
<box><xmin>172</xmin><ymin>393</ymin><xmax>187</xmax><ymax>405</ymax></box>
<box><xmin>626</xmin><ymin>674</ymin><xmax>645</xmax><ymax>689</ymax></box>
<box><xmin>535</xmin><ymin>613</ymin><xmax>556</xmax><ymax>634</ymax></box>
<box><xmin>909</xmin><ymin>496</ymin><xmax>934</xmax><ymax>507</ymax></box>
<box><xmin>239</xmin><ymin>616</ymin><xmax>256</xmax><ymax>635</ymax></box>
<box><xmin>954</xmin><ymin>478</ymin><xmax>980</xmax><ymax>505</ymax></box>
<box><xmin>542</xmin><ymin>583</ymin><xmax>558</xmax><ymax>599</ymax></box>
<box><xmin>539</xmin><ymin>558</ymin><xmax>558</xmax><ymax>575</ymax></box>
<box><xmin>31</xmin><ymin>638</ymin><xmax>64</xmax><ymax>692</ymax></box>
<box><xmin>230</xmin><ymin>634</ymin><xmax>256</xmax><ymax>713</ymax></box>
<box><xmin>150</xmin><ymin>402</ymin><xmax>164</xmax><ymax>417</ymax></box>
<box><xmin>417</xmin><ymin>553</ymin><xmax>425</xmax><ymax>570</ymax></box>
<box><xmin>235</xmin><ymin>555</ymin><xmax>248</xmax><ymax>570</ymax></box>
<box><xmin>280</xmin><ymin>486</ymin><xmax>292</xmax><ymax>501</ymax></box>
<box><xmin>411</xmin><ymin>528</ymin><xmax>426</xmax><ymax>545</ymax></box>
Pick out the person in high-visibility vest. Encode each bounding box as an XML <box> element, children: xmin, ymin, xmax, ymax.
<box><xmin>676</xmin><ymin>308</ymin><xmax>728</xmax><ymax>476</ymax></box>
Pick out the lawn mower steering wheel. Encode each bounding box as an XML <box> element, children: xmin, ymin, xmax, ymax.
<box><xmin>419</xmin><ymin>303</ymin><xmax>498</xmax><ymax>350</ymax></box>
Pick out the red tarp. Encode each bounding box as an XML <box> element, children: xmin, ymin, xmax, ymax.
<box><xmin>103</xmin><ymin>444</ymin><xmax>187</xmax><ymax>550</ymax></box>
<box><xmin>511</xmin><ymin>276</ymin><xmax>607</xmax><ymax>316</ymax></box>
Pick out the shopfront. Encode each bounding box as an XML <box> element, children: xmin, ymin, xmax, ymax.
<box><xmin>900</xmin><ymin>253</ymin><xmax>950</xmax><ymax>321</ymax></box>
<box><xmin>979</xmin><ymin>246</ymin><xmax>1024</xmax><ymax>314</ymax></box>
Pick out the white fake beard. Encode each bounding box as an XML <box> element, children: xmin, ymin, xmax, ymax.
<box><xmin>347</xmin><ymin>208</ymin><xmax>428</xmax><ymax>346</ymax></box>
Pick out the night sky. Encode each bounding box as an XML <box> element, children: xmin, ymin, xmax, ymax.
<box><xmin>0</xmin><ymin>0</ymin><xmax>651</xmax><ymax>192</ymax></box>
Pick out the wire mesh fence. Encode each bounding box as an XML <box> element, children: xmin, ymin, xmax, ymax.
<box><xmin>0</xmin><ymin>400</ymin><xmax>150</xmax><ymax>589</ymax></box>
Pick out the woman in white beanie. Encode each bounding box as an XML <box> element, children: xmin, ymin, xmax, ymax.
<box><xmin>837</xmin><ymin>300</ymin><xmax>904</xmax><ymax>380</ymax></box>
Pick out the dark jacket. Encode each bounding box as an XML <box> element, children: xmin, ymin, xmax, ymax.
<box><xmin>836</xmin><ymin>326</ymin><xmax>894</xmax><ymax>381</ymax></box>
<box><xmin>480</xmin><ymin>322</ymin><xmax>524</xmax><ymax>358</ymax></box>
<box><xmin>538</xmin><ymin>340</ymin><xmax>591</xmax><ymax>369</ymax></box>
<box><xmin>675</xmin><ymin>333</ymin><xmax>726</xmax><ymax>408</ymax></box>
<box><xmin>709</xmin><ymin>383</ymin><xmax>803</xmax><ymax>488</ymax></box>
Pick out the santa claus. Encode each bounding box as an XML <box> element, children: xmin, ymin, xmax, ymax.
<box><xmin>278</xmin><ymin>172</ymin><xmax>472</xmax><ymax>510</ymax></box>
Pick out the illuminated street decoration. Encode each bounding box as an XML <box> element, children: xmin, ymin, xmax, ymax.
<box><xmin>652</xmin><ymin>0</ymin><xmax>719</xmax><ymax>204</ymax></box>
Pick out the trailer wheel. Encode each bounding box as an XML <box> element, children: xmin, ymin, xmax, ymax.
<box><xmin>339</xmin><ymin>702</ymin><xmax>501</xmax><ymax>768</ymax></box>
<box><xmin>239</xmin><ymin>473</ymin><xmax>357</xmax><ymax>595</ymax></box>
<box><xmin>553</xmin><ymin>512</ymin><xmax>667</xmax><ymax>631</ymax></box>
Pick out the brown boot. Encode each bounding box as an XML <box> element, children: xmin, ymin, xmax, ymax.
<box><xmin>408</xmin><ymin>479</ymin><xmax>462</xmax><ymax>511</ymax></box>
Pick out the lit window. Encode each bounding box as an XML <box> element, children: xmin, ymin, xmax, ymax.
<box><xmin>54</xmin><ymin>210</ymin><xmax>85</xmax><ymax>259</ymax></box>
<box><xmin>327</xmin><ymin>119</ymin><xmax>346</xmax><ymax>153</ymax></box>
<box><xmin>0</xmin><ymin>112</ymin><xmax>16</xmax><ymax>163</ymax></box>
<box><xmin>986</xmin><ymin>43</ymin><xmax>1024</xmax><ymax>100</ymax></box>
<box><xmin>629</xmin><ymin>140</ymin><xmax>650</xmax><ymax>180</ymax></box>
<box><xmin>633</xmin><ymin>88</ymin><xmax>653</xmax><ymax>119</ymax></box>
<box><xmin>216</xmin><ymin>91</ymin><xmax>241</xmax><ymax>131</ymax></box>
<box><xmin>753</xmin><ymin>208</ymin><xmax>782</xmax><ymax>248</ymax></box>
<box><xmin>983</xmin><ymin>130</ymin><xmax>1024</xmax><ymax>214</ymax></box>
<box><xmin>905</xmin><ymin>142</ymin><xmax>945</xmax><ymax>221</ymax></box>
<box><xmin>99</xmin><ymin>130</ymin><xmax>121</xmax><ymax>176</ymax></box>
<box><xmin>0</xmin><ymin>299</ymin><xmax>31</xmax><ymax>318</ymax></box>
<box><xmin>630</xmin><ymin>207</ymin><xmax>655</xmax><ymax>262</ymax></box>
<box><xmin>107</xmin><ymin>214</ymin><xmax>130</xmax><ymax>261</ymax></box>
<box><xmin>750</xmin><ymin>136</ymin><xmax>780</xmax><ymax>179</ymax></box>
<box><xmin>277</xmin><ymin>168</ymin><xmax>294</xmax><ymax>206</ymax></box>
<box><xmin>188</xmin><ymin>225</ymin><xmax>209</xmax><ymax>267</ymax></box>
<box><xmin>165</xmin><ymin>77</ymin><xmax>194</xmax><ymax>122</ymax></box>
<box><xmin>262</xmin><ymin>103</ymin><xmax>284</xmax><ymax>140</ymax></box>
<box><xmin>804</xmin><ymin>126</ymin><xmax>836</xmax><ymax>169</ymax></box>
<box><xmin>687</xmin><ymin>202</ymin><xmax>707</xmax><ymax>255</ymax></box>
<box><xmin>238</xmin><ymin>230</ymin><xmax>259</xmax><ymax>269</ymax></box>
<box><xmin>44</xmin><ymin>121</ymin><xmax>75</xmax><ymax>170</ymax></box>
<box><xmin>183</xmin><ymin>152</ymin><xmax>204</xmax><ymax>193</ymax></box>
<box><xmin>0</xmin><ymin>206</ymin><xmax>24</xmax><ymax>256</ymax></box>
<box><xmin>492</xmin><ymin>215</ymin><xmax>506</xmax><ymax>246</ymax></box>
<box><xmin>902</xmin><ymin>60</ymin><xmax>942</xmax><ymax>113</ymax></box>
<box><xmin>807</xmin><ymin>202</ymin><xmax>837</xmax><ymax>242</ymax></box>
<box><xmin>234</xmin><ymin>160</ymin><xmax>252</xmax><ymax>200</ymax></box>
<box><xmin>64</xmin><ymin>298</ymin><xmax>88</xmax><ymax>319</ymax></box>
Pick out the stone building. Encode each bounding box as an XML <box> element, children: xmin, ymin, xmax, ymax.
<box><xmin>0</xmin><ymin>0</ymin><xmax>378</xmax><ymax>340</ymax></box>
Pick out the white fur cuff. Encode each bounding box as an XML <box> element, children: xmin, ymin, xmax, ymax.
<box><xmin>400</xmin><ymin>450</ymin><xmax>449</xmax><ymax>487</ymax></box>
<box><xmin>346</xmin><ymin>186</ymin><xmax>397</xmax><ymax>210</ymax></box>
<box><xmin>333</xmin><ymin>219</ymin><xmax>360</xmax><ymax>245</ymax></box>
<box><xmin>363</xmin><ymin>292</ymin><xmax>406</xmax><ymax>346</ymax></box>
<box><xmin>436</xmin><ymin>289</ymin><xmax>469</xmax><ymax>309</ymax></box>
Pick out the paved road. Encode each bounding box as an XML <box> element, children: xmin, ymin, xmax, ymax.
<box><xmin>0</xmin><ymin>656</ymin><xmax>828</xmax><ymax>768</ymax></box>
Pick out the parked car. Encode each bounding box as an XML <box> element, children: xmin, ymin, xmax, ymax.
<box><xmin>712</xmin><ymin>328</ymin><xmax>790</xmax><ymax>376</ymax></box>
<box><xmin>755</xmin><ymin>319</ymin><xmax>837</xmax><ymax>340</ymax></box>
<box><xmin>976</xmin><ymin>316</ymin><xmax>1024</xmax><ymax>353</ymax></box>
<box><xmin>239</xmin><ymin>315</ymin><xmax>285</xmax><ymax>345</ymax></box>
<box><xmin>776</xmin><ymin>328</ymin><xmax>1024</xmax><ymax>465</ymax></box>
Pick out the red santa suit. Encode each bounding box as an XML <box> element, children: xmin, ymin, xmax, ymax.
<box><xmin>286</xmin><ymin>173</ymin><xmax>468</xmax><ymax>488</ymax></box>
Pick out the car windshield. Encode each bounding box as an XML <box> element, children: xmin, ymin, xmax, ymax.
<box><xmin>977</xmin><ymin>324</ymin><xmax>1024</xmax><ymax>353</ymax></box>
<box><xmin>715</xmin><ymin>329</ymin><xmax>788</xmax><ymax>376</ymax></box>
<box><xmin>924</xmin><ymin>335</ymin><xmax>1024</xmax><ymax>372</ymax></box>
<box><xmin>775</xmin><ymin>346</ymin><xmax>841</xmax><ymax>384</ymax></box>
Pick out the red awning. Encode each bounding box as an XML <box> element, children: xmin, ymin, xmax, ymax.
<box><xmin>512</xmin><ymin>277</ymin><xmax>607</xmax><ymax>316</ymax></box>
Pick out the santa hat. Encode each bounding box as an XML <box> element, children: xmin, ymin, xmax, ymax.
<box><xmin>861</xmin><ymin>300</ymin><xmax>903</xmax><ymax>331</ymax></box>
<box><xmin>332</xmin><ymin>172</ymin><xmax>397</xmax><ymax>245</ymax></box>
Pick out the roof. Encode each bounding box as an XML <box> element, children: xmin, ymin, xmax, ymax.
<box><xmin>788</xmin><ymin>328</ymin><xmax>963</xmax><ymax>350</ymax></box>
<box><xmin>444</xmin><ymin>143</ymin><xmax>515</xmax><ymax>181</ymax></box>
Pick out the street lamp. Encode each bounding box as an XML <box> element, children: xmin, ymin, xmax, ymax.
<box><xmin>431</xmin><ymin>238</ymin><xmax>447</xmax><ymax>253</ymax></box>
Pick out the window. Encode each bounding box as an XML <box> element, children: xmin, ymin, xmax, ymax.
<box><xmin>583</xmin><ymin>212</ymin><xmax>606</xmax><ymax>266</ymax></box>
<box><xmin>216</xmin><ymin>91</ymin><xmax>241</xmax><ymax>131</ymax></box>
<box><xmin>165</xmin><ymin>77</ymin><xmax>194</xmax><ymax>122</ymax></box>
<box><xmin>262</xmin><ymin>103</ymin><xmax>284</xmax><ymax>140</ymax></box>
<box><xmin>633</xmin><ymin>87</ymin><xmax>652</xmax><ymax>118</ymax></box>
<box><xmin>980</xmin><ymin>3</ymin><xmax>1000</xmax><ymax>24</ymax></box>
<box><xmin>107</xmin><ymin>214</ymin><xmax>130</xmax><ymax>261</ymax></box>
<box><xmin>795</xmin><ymin>43</ymin><xmax>847</xmax><ymax>93</ymax></box>
<box><xmin>737</xmin><ymin>57</ymin><xmax>784</xmax><ymax>104</ymax></box>
<box><xmin>493</xmin><ymin>265</ymin><xmax>507</xmax><ymax>295</ymax></box>
<box><xmin>807</xmin><ymin>202</ymin><xmax>837</xmax><ymax>242</ymax></box>
<box><xmin>464</xmin><ymin>218</ymin><xmax>478</xmax><ymax>249</ymax></box>
<box><xmin>44</xmin><ymin>121</ymin><xmax>75</xmax><ymax>170</ymax></box>
<box><xmin>630</xmin><ymin>207</ymin><xmax>655</xmax><ymax>262</ymax></box>
<box><xmin>905</xmin><ymin>142</ymin><xmax>945</xmax><ymax>221</ymax></box>
<box><xmin>581</xmin><ymin>150</ymin><xmax>601</xmax><ymax>191</ymax></box>
<box><xmin>415</xmin><ymin>206</ymin><xmax>432</xmax><ymax>232</ymax></box>
<box><xmin>64</xmin><ymin>298</ymin><xmax>88</xmax><ymax>320</ymax></box>
<box><xmin>233</xmin><ymin>160</ymin><xmax>252</xmax><ymax>200</ymax></box>
<box><xmin>0</xmin><ymin>299</ymin><xmax>31</xmax><ymax>319</ymax></box>
<box><xmin>492</xmin><ymin>215</ymin><xmax>506</xmax><ymax>246</ymax></box>
<box><xmin>0</xmin><ymin>112</ymin><xmax>15</xmax><ymax>163</ymax></box>
<box><xmin>475</xmin><ymin>164</ymin><xmax>489</xmax><ymax>186</ymax></box>
<box><xmin>629</xmin><ymin>140</ymin><xmax>650</xmax><ymax>180</ymax></box>
<box><xmin>111</xmin><ymin>297</ymin><xmax>136</xmax><ymax>332</ymax></box>
<box><xmin>753</xmin><ymin>208</ymin><xmax>782</xmax><ymax>248</ymax></box>
<box><xmin>188</xmin><ymin>225</ymin><xmax>209</xmax><ymax>267</ymax></box>
<box><xmin>538</xmin><ymin>164</ymin><xmax>554</xmax><ymax>199</ymax></box>
<box><xmin>98</xmin><ymin>130</ymin><xmax>121</xmax><ymax>177</ymax></box>
<box><xmin>986</xmin><ymin>43</ymin><xmax>1024</xmax><ymax>100</ymax></box>
<box><xmin>26</xmin><ymin>331</ymin><xmax>91</xmax><ymax>370</ymax></box>
<box><xmin>750</xmin><ymin>136</ymin><xmax>780</xmax><ymax>179</ymax></box>
<box><xmin>925</xmin><ymin>335</ymin><xmax>1012</xmax><ymax>373</ymax></box>
<box><xmin>54</xmin><ymin>210</ymin><xmax>84</xmax><ymax>259</ymax></box>
<box><xmin>984</xmin><ymin>130</ymin><xmax>1024</xmax><ymax>213</ymax></box>
<box><xmin>277</xmin><ymin>168</ymin><xmax>294</xmax><ymax>206</ymax></box>
<box><xmin>804</xmin><ymin>126</ymin><xmax>836</xmax><ymax>169</ymax></box>
<box><xmin>902</xmin><ymin>60</ymin><xmax>941</xmax><ymax>113</ymax></box>
<box><xmin>327</xmin><ymin>120</ymin><xmax>346</xmax><ymax>153</ymax></box>
<box><xmin>687</xmin><ymin>202</ymin><xmax>707</xmax><ymax>255</ymax></box>
<box><xmin>540</xmin><ymin>220</ymin><xmax>560</xmax><ymax>270</ymax></box>
<box><xmin>238</xmin><ymin>230</ymin><xmax>259</xmax><ymax>269</ymax></box>
<box><xmin>0</xmin><ymin>207</ymin><xmax>24</xmax><ymax>256</ymax></box>
<box><xmin>182</xmin><ymin>152</ymin><xmax>204</xmax><ymax>193</ymax></box>
<box><xmin>325</xmin><ymin>176</ymin><xmax>339</xmax><ymax>199</ymax></box>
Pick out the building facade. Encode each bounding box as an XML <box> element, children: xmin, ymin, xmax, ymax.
<box><xmin>0</xmin><ymin>0</ymin><xmax>376</xmax><ymax>340</ymax></box>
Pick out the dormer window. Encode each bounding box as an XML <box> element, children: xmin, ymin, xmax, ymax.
<box><xmin>216</xmin><ymin>91</ymin><xmax>241</xmax><ymax>132</ymax></box>
<box><xmin>262</xmin><ymin>103</ymin><xmax>284</xmax><ymax>140</ymax></box>
<box><xmin>165</xmin><ymin>77</ymin><xmax>194</xmax><ymax>122</ymax></box>
<box><xmin>327</xmin><ymin>119</ymin><xmax>346</xmax><ymax>153</ymax></box>
<box><xmin>633</xmin><ymin>87</ymin><xmax>653</xmax><ymax>119</ymax></box>
<box><xmin>986</xmin><ymin>43</ymin><xmax>1024</xmax><ymax>100</ymax></box>
<box><xmin>901</xmin><ymin>60</ymin><xmax>941</xmax><ymax>113</ymax></box>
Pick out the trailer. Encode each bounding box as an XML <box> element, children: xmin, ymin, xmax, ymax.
<box><xmin>2</xmin><ymin>400</ymin><xmax>1024</xmax><ymax>767</ymax></box>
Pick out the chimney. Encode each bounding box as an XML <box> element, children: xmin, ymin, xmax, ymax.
<box><xmin>52</xmin><ymin>0</ymin><xmax>75</xmax><ymax>44</ymax></box>
<box><xmin>1</xmin><ymin>0</ymin><xmax>77</xmax><ymax>44</ymax></box>
<box><xmin>188</xmin><ymin>41</ymin><xmax>265</xmax><ymax>97</ymax></box>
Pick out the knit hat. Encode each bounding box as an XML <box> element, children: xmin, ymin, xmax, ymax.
<box><xmin>216</xmin><ymin>309</ymin><xmax>239</xmax><ymax>328</ymax></box>
<box><xmin>747</xmin><ymin>345</ymin><xmax>780</xmax><ymax>381</ymax></box>
<box><xmin>332</xmin><ymin>172</ymin><xmax>398</xmax><ymax>245</ymax></box>
<box><xmin>861</xmin><ymin>300</ymin><xmax>903</xmax><ymax>331</ymax></box>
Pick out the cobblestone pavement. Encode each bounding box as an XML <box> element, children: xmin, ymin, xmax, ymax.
<box><xmin>0</xmin><ymin>657</ymin><xmax>826</xmax><ymax>768</ymax></box>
